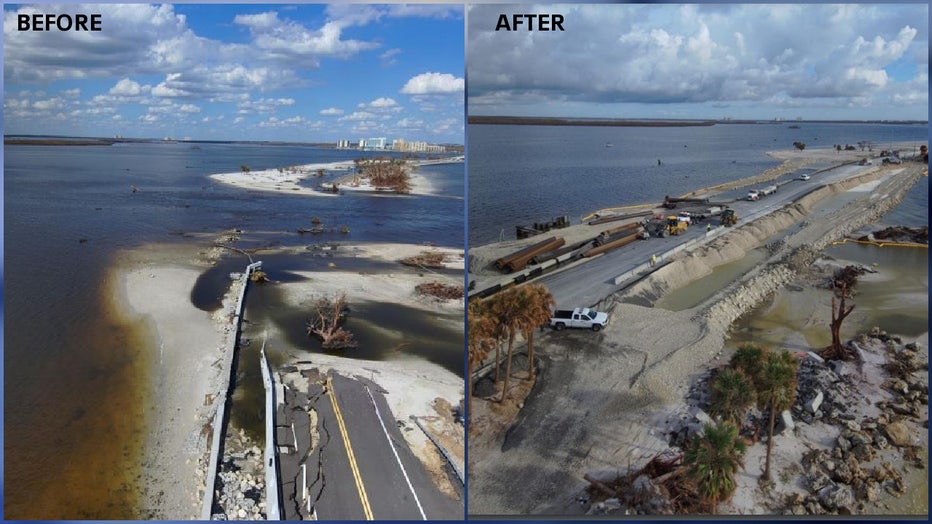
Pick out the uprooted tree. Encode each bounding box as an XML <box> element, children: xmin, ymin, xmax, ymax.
<box><xmin>306</xmin><ymin>293</ymin><xmax>358</xmax><ymax>349</ymax></box>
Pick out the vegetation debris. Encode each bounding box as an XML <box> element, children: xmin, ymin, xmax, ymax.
<box><xmin>415</xmin><ymin>282</ymin><xmax>464</xmax><ymax>300</ymax></box>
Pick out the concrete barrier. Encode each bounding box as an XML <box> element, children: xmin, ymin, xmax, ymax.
<box><xmin>200</xmin><ymin>261</ymin><xmax>262</xmax><ymax>520</ymax></box>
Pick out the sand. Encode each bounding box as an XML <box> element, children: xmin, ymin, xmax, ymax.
<box><xmin>112</xmin><ymin>260</ymin><xmax>240</xmax><ymax>519</ymax></box>
<box><xmin>210</xmin><ymin>160</ymin><xmax>456</xmax><ymax>198</ymax></box>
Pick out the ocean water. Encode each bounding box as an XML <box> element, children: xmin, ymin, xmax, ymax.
<box><xmin>467</xmin><ymin>122</ymin><xmax>927</xmax><ymax>245</ymax></box>
<box><xmin>3</xmin><ymin>142</ymin><xmax>463</xmax><ymax>518</ymax></box>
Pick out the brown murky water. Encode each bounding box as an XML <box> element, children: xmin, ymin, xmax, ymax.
<box><xmin>4</xmin><ymin>265</ymin><xmax>152</xmax><ymax>519</ymax></box>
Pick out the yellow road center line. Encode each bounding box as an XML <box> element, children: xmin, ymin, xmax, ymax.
<box><xmin>327</xmin><ymin>376</ymin><xmax>374</xmax><ymax>520</ymax></box>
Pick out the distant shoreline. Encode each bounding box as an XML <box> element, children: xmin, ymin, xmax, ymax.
<box><xmin>468</xmin><ymin>116</ymin><xmax>715</xmax><ymax>127</ymax></box>
<box><xmin>4</xmin><ymin>137</ymin><xmax>117</xmax><ymax>146</ymax></box>
<box><xmin>468</xmin><ymin>116</ymin><xmax>928</xmax><ymax>127</ymax></box>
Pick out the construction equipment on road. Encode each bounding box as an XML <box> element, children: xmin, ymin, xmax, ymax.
<box><xmin>663</xmin><ymin>195</ymin><xmax>709</xmax><ymax>209</ymax></box>
<box><xmin>642</xmin><ymin>214</ymin><xmax>668</xmax><ymax>238</ymax></box>
<box><xmin>720</xmin><ymin>208</ymin><xmax>738</xmax><ymax>227</ymax></box>
<box><xmin>666</xmin><ymin>216</ymin><xmax>688</xmax><ymax>236</ymax></box>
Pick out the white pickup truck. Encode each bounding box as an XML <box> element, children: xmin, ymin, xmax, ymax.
<box><xmin>748</xmin><ymin>184</ymin><xmax>778</xmax><ymax>201</ymax></box>
<box><xmin>549</xmin><ymin>308</ymin><xmax>610</xmax><ymax>331</ymax></box>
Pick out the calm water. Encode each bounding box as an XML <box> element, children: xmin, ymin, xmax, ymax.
<box><xmin>468</xmin><ymin>122</ymin><xmax>927</xmax><ymax>244</ymax></box>
<box><xmin>3</xmin><ymin>142</ymin><xmax>463</xmax><ymax>518</ymax></box>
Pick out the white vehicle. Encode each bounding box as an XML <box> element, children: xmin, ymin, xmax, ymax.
<box><xmin>797</xmin><ymin>174</ymin><xmax>811</xmax><ymax>181</ymax></box>
<box><xmin>750</xmin><ymin>185</ymin><xmax>778</xmax><ymax>200</ymax></box>
<box><xmin>549</xmin><ymin>307</ymin><xmax>610</xmax><ymax>331</ymax></box>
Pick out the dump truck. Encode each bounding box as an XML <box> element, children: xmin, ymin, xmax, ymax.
<box><xmin>549</xmin><ymin>307</ymin><xmax>609</xmax><ymax>331</ymax></box>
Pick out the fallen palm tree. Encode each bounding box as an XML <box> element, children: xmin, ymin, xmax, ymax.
<box><xmin>584</xmin><ymin>450</ymin><xmax>702</xmax><ymax>515</ymax></box>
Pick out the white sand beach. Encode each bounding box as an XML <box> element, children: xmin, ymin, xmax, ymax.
<box><xmin>210</xmin><ymin>160</ymin><xmax>450</xmax><ymax>197</ymax></box>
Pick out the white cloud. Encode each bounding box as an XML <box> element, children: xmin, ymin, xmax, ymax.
<box><xmin>237</xmin><ymin>97</ymin><xmax>296</xmax><ymax>113</ymax></box>
<box><xmin>4</xmin><ymin>4</ymin><xmax>200</xmax><ymax>83</ymax></box>
<box><xmin>401</xmin><ymin>73</ymin><xmax>464</xmax><ymax>94</ymax></box>
<box><xmin>233</xmin><ymin>11</ymin><xmax>378</xmax><ymax>64</ymax></box>
<box><xmin>339</xmin><ymin>111</ymin><xmax>375</xmax><ymax>122</ymax></box>
<box><xmin>320</xmin><ymin>107</ymin><xmax>344</xmax><ymax>116</ymax></box>
<box><xmin>259</xmin><ymin>115</ymin><xmax>308</xmax><ymax>127</ymax></box>
<box><xmin>380</xmin><ymin>48</ymin><xmax>402</xmax><ymax>65</ymax></box>
<box><xmin>396</xmin><ymin>117</ymin><xmax>424</xmax><ymax>129</ymax></box>
<box><xmin>32</xmin><ymin>97</ymin><xmax>65</xmax><ymax>111</ymax></box>
<box><xmin>369</xmin><ymin>97</ymin><xmax>398</xmax><ymax>109</ymax></box>
<box><xmin>467</xmin><ymin>4</ymin><xmax>928</xmax><ymax>116</ymax></box>
<box><xmin>110</xmin><ymin>78</ymin><xmax>145</xmax><ymax>96</ymax></box>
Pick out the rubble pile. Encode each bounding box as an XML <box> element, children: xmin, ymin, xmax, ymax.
<box><xmin>212</xmin><ymin>428</ymin><xmax>267</xmax><ymax>520</ymax></box>
<box><xmin>858</xmin><ymin>226</ymin><xmax>928</xmax><ymax>245</ymax></box>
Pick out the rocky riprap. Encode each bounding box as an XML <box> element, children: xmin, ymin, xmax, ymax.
<box><xmin>785</xmin><ymin>335</ymin><xmax>927</xmax><ymax>515</ymax></box>
<box><xmin>211</xmin><ymin>428</ymin><xmax>267</xmax><ymax>520</ymax></box>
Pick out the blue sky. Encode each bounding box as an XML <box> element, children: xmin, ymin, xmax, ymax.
<box><xmin>468</xmin><ymin>4</ymin><xmax>928</xmax><ymax>121</ymax></box>
<box><xmin>4</xmin><ymin>4</ymin><xmax>464</xmax><ymax>142</ymax></box>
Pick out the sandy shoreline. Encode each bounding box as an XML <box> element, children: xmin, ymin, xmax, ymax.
<box><xmin>210</xmin><ymin>159</ymin><xmax>457</xmax><ymax>198</ymax></box>
<box><xmin>110</xmin><ymin>253</ymin><xmax>240</xmax><ymax>518</ymax></box>
<box><xmin>112</xmin><ymin>239</ymin><xmax>464</xmax><ymax>517</ymax></box>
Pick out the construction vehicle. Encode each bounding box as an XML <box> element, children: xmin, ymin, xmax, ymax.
<box><xmin>720</xmin><ymin>208</ymin><xmax>737</xmax><ymax>226</ymax></box>
<box><xmin>666</xmin><ymin>216</ymin><xmax>688</xmax><ymax>236</ymax></box>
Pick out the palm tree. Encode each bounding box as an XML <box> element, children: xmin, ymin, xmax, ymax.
<box><xmin>517</xmin><ymin>284</ymin><xmax>555</xmax><ymax>380</ymax></box>
<box><xmin>755</xmin><ymin>350</ymin><xmax>799</xmax><ymax>481</ymax></box>
<box><xmin>684</xmin><ymin>422</ymin><xmax>747</xmax><ymax>514</ymax></box>
<box><xmin>708</xmin><ymin>368</ymin><xmax>755</xmax><ymax>426</ymax></box>
<box><xmin>729</xmin><ymin>344</ymin><xmax>765</xmax><ymax>379</ymax></box>
<box><xmin>467</xmin><ymin>299</ymin><xmax>495</xmax><ymax>422</ymax></box>
<box><xmin>491</xmin><ymin>287</ymin><xmax>527</xmax><ymax>403</ymax></box>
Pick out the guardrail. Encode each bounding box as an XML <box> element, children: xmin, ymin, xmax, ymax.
<box><xmin>411</xmin><ymin>417</ymin><xmax>464</xmax><ymax>486</ymax></box>
<box><xmin>260</xmin><ymin>344</ymin><xmax>283</xmax><ymax>520</ymax></box>
<box><xmin>200</xmin><ymin>260</ymin><xmax>262</xmax><ymax>520</ymax></box>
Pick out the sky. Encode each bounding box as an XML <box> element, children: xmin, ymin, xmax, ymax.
<box><xmin>467</xmin><ymin>4</ymin><xmax>929</xmax><ymax>121</ymax></box>
<box><xmin>4</xmin><ymin>4</ymin><xmax>464</xmax><ymax>143</ymax></box>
